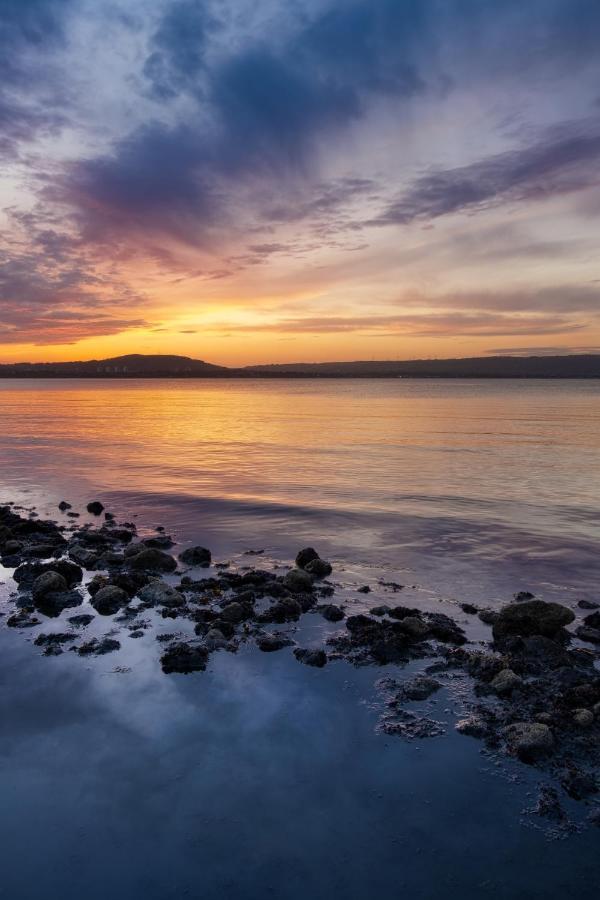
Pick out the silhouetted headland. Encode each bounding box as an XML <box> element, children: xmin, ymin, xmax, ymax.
<box><xmin>1</xmin><ymin>352</ymin><xmax>600</xmax><ymax>378</ymax></box>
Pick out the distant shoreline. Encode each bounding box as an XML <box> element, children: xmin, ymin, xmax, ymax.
<box><xmin>1</xmin><ymin>352</ymin><xmax>600</xmax><ymax>379</ymax></box>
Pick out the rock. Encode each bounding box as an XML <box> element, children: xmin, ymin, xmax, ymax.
<box><xmin>503</xmin><ymin>722</ymin><xmax>554</xmax><ymax>762</ymax></box>
<box><xmin>68</xmin><ymin>543</ymin><xmax>99</xmax><ymax>568</ymax></box>
<box><xmin>460</xmin><ymin>603</ymin><xmax>479</xmax><ymax>615</ymax></box>
<box><xmin>573</xmin><ymin>708</ymin><xmax>594</xmax><ymax>727</ymax></box>
<box><xmin>138</xmin><ymin>581</ymin><xmax>185</xmax><ymax>608</ymax></box>
<box><xmin>400</xmin><ymin>675</ymin><xmax>441</xmax><ymax>701</ymax></box>
<box><xmin>86</xmin><ymin>501</ymin><xmax>104</xmax><ymax>515</ymax></box>
<box><xmin>398</xmin><ymin>616</ymin><xmax>429</xmax><ymax>639</ymax></box>
<box><xmin>58</xmin><ymin>501</ymin><xmax>72</xmax><ymax>511</ymax></box>
<box><xmin>283</xmin><ymin>569</ymin><xmax>313</xmax><ymax>594</ymax></box>
<box><xmin>490</xmin><ymin>668</ymin><xmax>522</xmax><ymax>696</ymax></box>
<box><xmin>77</xmin><ymin>637</ymin><xmax>120</xmax><ymax>656</ymax></box>
<box><xmin>514</xmin><ymin>591</ymin><xmax>535</xmax><ymax>601</ymax></box>
<box><xmin>7</xmin><ymin>609</ymin><xmax>41</xmax><ymax>628</ymax></box>
<box><xmin>478</xmin><ymin>609</ymin><xmax>499</xmax><ymax>625</ymax></box>
<box><xmin>91</xmin><ymin>585</ymin><xmax>129</xmax><ymax>615</ymax></box>
<box><xmin>305</xmin><ymin>558</ymin><xmax>332</xmax><ymax>578</ymax></box>
<box><xmin>32</xmin><ymin>570</ymin><xmax>67</xmax><ymax>602</ymax></box>
<box><xmin>357</xmin><ymin>585</ymin><xmax>371</xmax><ymax>594</ymax></box>
<box><xmin>295</xmin><ymin>547</ymin><xmax>320</xmax><ymax>569</ymax></box>
<box><xmin>370</xmin><ymin>605</ymin><xmax>392</xmax><ymax>617</ymax></box>
<box><xmin>257</xmin><ymin>634</ymin><xmax>294</xmax><ymax>652</ymax></box>
<box><xmin>219</xmin><ymin>602</ymin><xmax>249</xmax><ymax>624</ymax></box>
<box><xmin>426</xmin><ymin>612</ymin><xmax>466</xmax><ymax>645</ymax></box>
<box><xmin>583</xmin><ymin>611</ymin><xmax>600</xmax><ymax>629</ymax></box>
<box><xmin>321</xmin><ymin>604</ymin><xmax>344</xmax><ymax>622</ymax></box>
<box><xmin>34</xmin><ymin>633</ymin><xmax>76</xmax><ymax>655</ymax></box>
<box><xmin>294</xmin><ymin>648</ymin><xmax>327</xmax><ymax>668</ymax></box>
<box><xmin>492</xmin><ymin>600</ymin><xmax>575</xmax><ymax>641</ymax></box>
<box><xmin>15</xmin><ymin>559</ymin><xmax>83</xmax><ymax>588</ymax></box>
<box><xmin>68</xmin><ymin>613</ymin><xmax>94</xmax><ymax>627</ymax></box>
<box><xmin>128</xmin><ymin>548</ymin><xmax>177</xmax><ymax>573</ymax></box>
<box><xmin>261</xmin><ymin>597</ymin><xmax>302</xmax><ymax>623</ymax></box>
<box><xmin>456</xmin><ymin>716</ymin><xmax>488</xmax><ymax>738</ymax></box>
<box><xmin>178</xmin><ymin>546</ymin><xmax>211</xmax><ymax>567</ymax></box>
<box><xmin>578</xmin><ymin>600</ymin><xmax>599</xmax><ymax>610</ymax></box>
<box><xmin>576</xmin><ymin>625</ymin><xmax>600</xmax><ymax>644</ymax></box>
<box><xmin>160</xmin><ymin>641</ymin><xmax>209</xmax><ymax>674</ymax></box>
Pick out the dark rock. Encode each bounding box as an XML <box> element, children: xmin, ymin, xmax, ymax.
<box><xmin>7</xmin><ymin>609</ymin><xmax>41</xmax><ymax>628</ymax></box>
<box><xmin>456</xmin><ymin>716</ymin><xmax>488</xmax><ymax>738</ymax></box>
<box><xmin>426</xmin><ymin>612</ymin><xmax>466</xmax><ymax>645</ymax></box>
<box><xmin>492</xmin><ymin>600</ymin><xmax>575</xmax><ymax>641</ymax></box>
<box><xmin>77</xmin><ymin>637</ymin><xmax>121</xmax><ymax>656</ymax></box>
<box><xmin>161</xmin><ymin>641</ymin><xmax>209</xmax><ymax>674</ymax></box>
<box><xmin>305</xmin><ymin>557</ymin><xmax>332</xmax><ymax>578</ymax></box>
<box><xmin>257</xmin><ymin>634</ymin><xmax>294</xmax><ymax>652</ymax></box>
<box><xmin>577</xmin><ymin>600</ymin><xmax>599</xmax><ymax>610</ymax></box>
<box><xmin>514</xmin><ymin>591</ymin><xmax>535</xmax><ymax>601</ymax></box>
<box><xmin>357</xmin><ymin>585</ymin><xmax>371</xmax><ymax>594</ymax></box>
<box><xmin>32</xmin><ymin>570</ymin><xmax>67</xmax><ymax>602</ymax></box>
<box><xmin>576</xmin><ymin>625</ymin><xmax>600</xmax><ymax>645</ymax></box>
<box><xmin>91</xmin><ymin>585</ymin><xmax>129</xmax><ymax>615</ymax></box>
<box><xmin>503</xmin><ymin>722</ymin><xmax>554</xmax><ymax>762</ymax></box>
<box><xmin>58</xmin><ymin>501</ymin><xmax>72</xmax><ymax>511</ymax></box>
<box><xmin>583</xmin><ymin>611</ymin><xmax>600</xmax><ymax>629</ymax></box>
<box><xmin>460</xmin><ymin>603</ymin><xmax>479</xmax><ymax>615</ymax></box>
<box><xmin>261</xmin><ymin>597</ymin><xmax>302</xmax><ymax>623</ymax></box>
<box><xmin>68</xmin><ymin>613</ymin><xmax>95</xmax><ymax>627</ymax></box>
<box><xmin>294</xmin><ymin>648</ymin><xmax>327</xmax><ymax>668</ymax></box>
<box><xmin>370</xmin><ymin>605</ymin><xmax>392</xmax><ymax>617</ymax></box>
<box><xmin>128</xmin><ymin>548</ymin><xmax>177</xmax><ymax>573</ymax></box>
<box><xmin>490</xmin><ymin>668</ymin><xmax>522</xmax><ymax>695</ymax></box>
<box><xmin>68</xmin><ymin>543</ymin><xmax>99</xmax><ymax>568</ymax></box>
<box><xmin>321</xmin><ymin>604</ymin><xmax>344</xmax><ymax>622</ymax></box>
<box><xmin>295</xmin><ymin>547</ymin><xmax>320</xmax><ymax>569</ymax></box>
<box><xmin>283</xmin><ymin>569</ymin><xmax>313</xmax><ymax>594</ymax></box>
<box><xmin>138</xmin><ymin>581</ymin><xmax>185</xmax><ymax>608</ymax></box>
<box><xmin>86</xmin><ymin>501</ymin><xmax>104</xmax><ymax>515</ymax></box>
<box><xmin>478</xmin><ymin>609</ymin><xmax>499</xmax><ymax>625</ymax></box>
<box><xmin>178</xmin><ymin>546</ymin><xmax>211</xmax><ymax>567</ymax></box>
<box><xmin>34</xmin><ymin>632</ymin><xmax>76</xmax><ymax>655</ymax></box>
<box><xmin>399</xmin><ymin>675</ymin><xmax>441</xmax><ymax>700</ymax></box>
<box><xmin>14</xmin><ymin>559</ymin><xmax>83</xmax><ymax>588</ymax></box>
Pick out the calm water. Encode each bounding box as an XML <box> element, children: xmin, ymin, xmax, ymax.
<box><xmin>1</xmin><ymin>378</ymin><xmax>600</xmax><ymax>899</ymax></box>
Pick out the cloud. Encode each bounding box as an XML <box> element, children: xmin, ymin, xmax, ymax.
<box><xmin>374</xmin><ymin>120</ymin><xmax>600</xmax><ymax>225</ymax></box>
<box><xmin>205</xmin><ymin>312</ymin><xmax>587</xmax><ymax>339</ymax></box>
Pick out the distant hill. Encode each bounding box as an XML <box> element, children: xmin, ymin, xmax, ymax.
<box><xmin>0</xmin><ymin>354</ymin><xmax>228</xmax><ymax>378</ymax></box>
<box><xmin>1</xmin><ymin>353</ymin><xmax>600</xmax><ymax>378</ymax></box>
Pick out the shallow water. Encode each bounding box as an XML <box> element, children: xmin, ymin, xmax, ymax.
<box><xmin>1</xmin><ymin>378</ymin><xmax>600</xmax><ymax>898</ymax></box>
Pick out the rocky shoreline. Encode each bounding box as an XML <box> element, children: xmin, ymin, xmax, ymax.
<box><xmin>1</xmin><ymin>499</ymin><xmax>599</xmax><ymax>830</ymax></box>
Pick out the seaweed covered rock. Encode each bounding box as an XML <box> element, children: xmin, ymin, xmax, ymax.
<box><xmin>161</xmin><ymin>641</ymin><xmax>209</xmax><ymax>674</ymax></box>
<box><xmin>91</xmin><ymin>584</ymin><xmax>129</xmax><ymax>615</ymax></box>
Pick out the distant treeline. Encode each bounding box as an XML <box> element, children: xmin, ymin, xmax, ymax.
<box><xmin>1</xmin><ymin>353</ymin><xmax>600</xmax><ymax>379</ymax></box>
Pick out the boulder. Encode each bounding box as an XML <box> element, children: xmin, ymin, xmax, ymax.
<box><xmin>86</xmin><ymin>501</ymin><xmax>104</xmax><ymax>515</ymax></box>
<box><xmin>32</xmin><ymin>570</ymin><xmax>67</xmax><ymax>602</ymax></box>
<box><xmin>128</xmin><ymin>548</ymin><xmax>177</xmax><ymax>573</ymax></box>
<box><xmin>321</xmin><ymin>604</ymin><xmax>344</xmax><ymax>622</ymax></box>
<box><xmin>490</xmin><ymin>668</ymin><xmax>522</xmax><ymax>696</ymax></box>
<box><xmin>492</xmin><ymin>600</ymin><xmax>574</xmax><ymax>641</ymax></box>
<box><xmin>305</xmin><ymin>558</ymin><xmax>332</xmax><ymax>578</ymax></box>
<box><xmin>283</xmin><ymin>569</ymin><xmax>313</xmax><ymax>594</ymax></box>
<box><xmin>91</xmin><ymin>584</ymin><xmax>129</xmax><ymax>615</ymax></box>
<box><xmin>139</xmin><ymin>581</ymin><xmax>185</xmax><ymax>608</ymax></box>
<box><xmin>257</xmin><ymin>634</ymin><xmax>294</xmax><ymax>652</ymax></box>
<box><xmin>295</xmin><ymin>547</ymin><xmax>320</xmax><ymax>569</ymax></box>
<box><xmin>503</xmin><ymin>722</ymin><xmax>554</xmax><ymax>761</ymax></box>
<box><xmin>178</xmin><ymin>546</ymin><xmax>211</xmax><ymax>567</ymax></box>
<box><xmin>161</xmin><ymin>641</ymin><xmax>209</xmax><ymax>674</ymax></box>
<box><xmin>294</xmin><ymin>648</ymin><xmax>327</xmax><ymax>668</ymax></box>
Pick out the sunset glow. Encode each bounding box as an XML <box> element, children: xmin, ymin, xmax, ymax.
<box><xmin>2</xmin><ymin>0</ymin><xmax>600</xmax><ymax>364</ymax></box>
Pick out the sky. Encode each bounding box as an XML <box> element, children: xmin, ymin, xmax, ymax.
<box><xmin>1</xmin><ymin>0</ymin><xmax>600</xmax><ymax>365</ymax></box>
